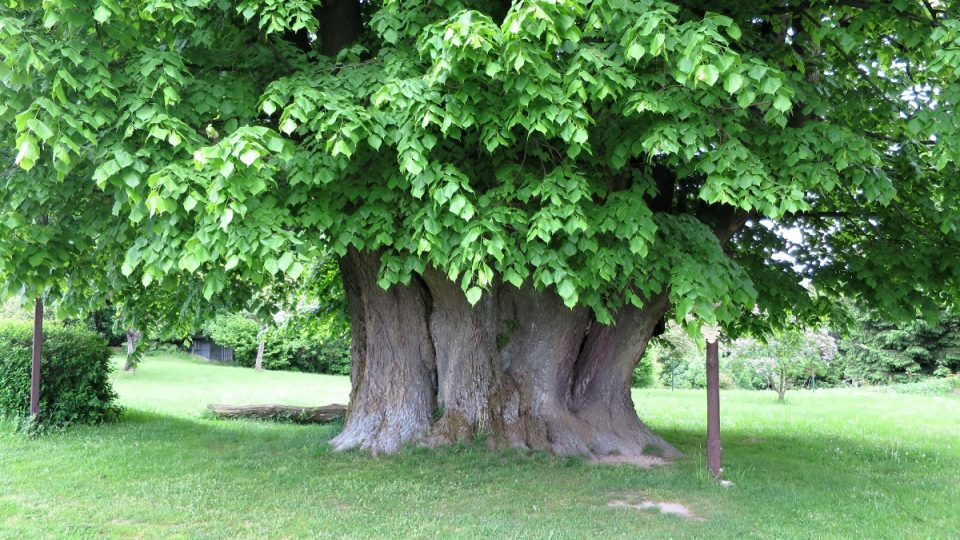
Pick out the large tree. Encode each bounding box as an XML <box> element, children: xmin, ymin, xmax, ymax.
<box><xmin>3</xmin><ymin>1</ymin><xmax>960</xmax><ymax>457</ymax></box>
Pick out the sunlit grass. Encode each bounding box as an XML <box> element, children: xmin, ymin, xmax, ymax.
<box><xmin>1</xmin><ymin>353</ymin><xmax>957</xmax><ymax>539</ymax></box>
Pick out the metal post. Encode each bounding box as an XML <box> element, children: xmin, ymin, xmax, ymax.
<box><xmin>703</xmin><ymin>324</ymin><xmax>722</xmax><ymax>479</ymax></box>
<box><xmin>30</xmin><ymin>297</ymin><xmax>43</xmax><ymax>419</ymax></box>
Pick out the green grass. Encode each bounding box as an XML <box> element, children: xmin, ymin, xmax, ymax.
<box><xmin>1</xmin><ymin>353</ymin><xmax>958</xmax><ymax>539</ymax></box>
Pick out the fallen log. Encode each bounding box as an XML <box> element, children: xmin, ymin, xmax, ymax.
<box><xmin>207</xmin><ymin>403</ymin><xmax>347</xmax><ymax>424</ymax></box>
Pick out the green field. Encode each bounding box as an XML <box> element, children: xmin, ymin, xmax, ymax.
<box><xmin>1</xmin><ymin>353</ymin><xmax>958</xmax><ymax>539</ymax></box>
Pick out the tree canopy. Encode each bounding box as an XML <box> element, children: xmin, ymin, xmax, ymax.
<box><xmin>3</xmin><ymin>1</ymin><xmax>959</xmax><ymax>332</ymax></box>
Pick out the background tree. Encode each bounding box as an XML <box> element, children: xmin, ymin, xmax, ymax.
<box><xmin>838</xmin><ymin>307</ymin><xmax>960</xmax><ymax>384</ymax></box>
<box><xmin>3</xmin><ymin>1</ymin><xmax>960</xmax><ymax>457</ymax></box>
<box><xmin>728</xmin><ymin>329</ymin><xmax>838</xmax><ymax>402</ymax></box>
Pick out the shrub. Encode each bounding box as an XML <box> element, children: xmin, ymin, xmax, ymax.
<box><xmin>0</xmin><ymin>320</ymin><xmax>120</xmax><ymax>429</ymax></box>
<box><xmin>870</xmin><ymin>377</ymin><xmax>960</xmax><ymax>395</ymax></box>
<box><xmin>269</xmin><ymin>331</ymin><xmax>351</xmax><ymax>375</ymax></box>
<box><xmin>632</xmin><ymin>353</ymin><xmax>656</xmax><ymax>388</ymax></box>
<box><xmin>200</xmin><ymin>312</ymin><xmax>351</xmax><ymax>375</ymax></box>
<box><xmin>203</xmin><ymin>313</ymin><xmax>263</xmax><ymax>365</ymax></box>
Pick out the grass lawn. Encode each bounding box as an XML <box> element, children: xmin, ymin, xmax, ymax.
<box><xmin>1</xmin><ymin>353</ymin><xmax>959</xmax><ymax>539</ymax></box>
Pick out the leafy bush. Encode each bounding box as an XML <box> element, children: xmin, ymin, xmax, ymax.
<box><xmin>869</xmin><ymin>377</ymin><xmax>960</xmax><ymax>395</ymax></box>
<box><xmin>201</xmin><ymin>312</ymin><xmax>351</xmax><ymax>375</ymax></box>
<box><xmin>0</xmin><ymin>320</ymin><xmax>120</xmax><ymax>429</ymax></box>
<box><xmin>632</xmin><ymin>352</ymin><xmax>656</xmax><ymax>388</ymax></box>
<box><xmin>653</xmin><ymin>324</ymin><xmax>708</xmax><ymax>389</ymax></box>
<box><xmin>268</xmin><ymin>331</ymin><xmax>351</xmax><ymax>375</ymax></box>
<box><xmin>203</xmin><ymin>313</ymin><xmax>263</xmax><ymax>365</ymax></box>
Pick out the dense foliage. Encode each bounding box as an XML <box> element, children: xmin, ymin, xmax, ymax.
<box><xmin>0</xmin><ymin>320</ymin><xmax>120</xmax><ymax>428</ymax></box>
<box><xmin>2</xmin><ymin>1</ymin><xmax>959</xmax><ymax>335</ymax></box>
<box><xmin>650</xmin><ymin>323</ymin><xmax>838</xmax><ymax>394</ymax></box>
<box><xmin>203</xmin><ymin>312</ymin><xmax>349</xmax><ymax>374</ymax></box>
<box><xmin>837</xmin><ymin>310</ymin><xmax>960</xmax><ymax>384</ymax></box>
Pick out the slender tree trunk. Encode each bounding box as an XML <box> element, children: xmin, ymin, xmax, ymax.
<box><xmin>705</xmin><ymin>337</ymin><xmax>722</xmax><ymax>477</ymax></box>
<box><xmin>334</xmin><ymin>250</ymin><xmax>678</xmax><ymax>459</ymax></box>
<box><xmin>254</xmin><ymin>326</ymin><xmax>267</xmax><ymax>371</ymax></box>
<box><xmin>30</xmin><ymin>297</ymin><xmax>43</xmax><ymax>420</ymax></box>
<box><xmin>778</xmin><ymin>370</ymin><xmax>787</xmax><ymax>402</ymax></box>
<box><xmin>123</xmin><ymin>329</ymin><xmax>140</xmax><ymax>373</ymax></box>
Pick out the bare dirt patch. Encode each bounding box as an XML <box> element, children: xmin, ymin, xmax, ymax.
<box><xmin>608</xmin><ymin>499</ymin><xmax>703</xmax><ymax>521</ymax></box>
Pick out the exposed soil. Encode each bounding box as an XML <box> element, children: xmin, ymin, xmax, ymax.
<box><xmin>608</xmin><ymin>498</ymin><xmax>703</xmax><ymax>520</ymax></box>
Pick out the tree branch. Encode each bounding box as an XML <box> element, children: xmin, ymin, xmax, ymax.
<box><xmin>263</xmin><ymin>35</ymin><xmax>295</xmax><ymax>73</ymax></box>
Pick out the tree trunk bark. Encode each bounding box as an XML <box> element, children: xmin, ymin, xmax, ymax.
<box><xmin>123</xmin><ymin>328</ymin><xmax>140</xmax><ymax>373</ymax></box>
<box><xmin>705</xmin><ymin>338</ymin><xmax>722</xmax><ymax>477</ymax></box>
<box><xmin>254</xmin><ymin>326</ymin><xmax>267</xmax><ymax>371</ymax></box>
<box><xmin>330</xmin><ymin>249</ymin><xmax>438</xmax><ymax>453</ymax></box>
<box><xmin>333</xmin><ymin>250</ymin><xmax>678</xmax><ymax>460</ymax></box>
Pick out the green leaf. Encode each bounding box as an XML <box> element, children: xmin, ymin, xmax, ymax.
<box><xmin>183</xmin><ymin>195</ymin><xmax>198</xmax><ymax>212</ymax></box>
<box><xmin>28</xmin><ymin>251</ymin><xmax>45</xmax><ymax>267</ymax></box>
<box><xmin>695</xmin><ymin>64</ymin><xmax>720</xmax><ymax>86</ymax></box>
<box><xmin>27</xmin><ymin>119</ymin><xmax>55</xmax><ymax>141</ymax></box>
<box><xmin>280</xmin><ymin>118</ymin><xmax>298</xmax><ymax>135</ymax></box>
<box><xmin>724</xmin><ymin>73</ymin><xmax>744</xmax><ymax>94</ymax></box>
<box><xmin>239</xmin><ymin>149</ymin><xmax>261</xmax><ymax>166</ymax></box>
<box><xmin>773</xmin><ymin>94</ymin><xmax>792</xmax><ymax>112</ymax></box>
<box><xmin>626</xmin><ymin>42</ymin><xmax>645</xmax><ymax>61</ymax></box>
<box><xmin>14</xmin><ymin>136</ymin><xmax>40</xmax><ymax>171</ymax></box>
<box><xmin>93</xmin><ymin>4</ymin><xmax>111</xmax><ymax>23</ymax></box>
<box><xmin>450</xmin><ymin>194</ymin><xmax>467</xmax><ymax>216</ymax></box>
<box><xmin>727</xmin><ymin>23</ymin><xmax>742</xmax><ymax>40</ymax></box>
<box><xmin>287</xmin><ymin>261</ymin><xmax>305</xmax><ymax>280</ymax></box>
<box><xmin>466</xmin><ymin>287</ymin><xmax>483</xmax><ymax>305</ymax></box>
<box><xmin>179</xmin><ymin>253</ymin><xmax>200</xmax><ymax>273</ymax></box>
<box><xmin>761</xmin><ymin>77</ymin><xmax>783</xmax><ymax>95</ymax></box>
<box><xmin>220</xmin><ymin>208</ymin><xmax>234</xmax><ymax>230</ymax></box>
<box><xmin>557</xmin><ymin>279</ymin><xmax>577</xmax><ymax>307</ymax></box>
<box><xmin>278</xmin><ymin>251</ymin><xmax>294</xmax><ymax>273</ymax></box>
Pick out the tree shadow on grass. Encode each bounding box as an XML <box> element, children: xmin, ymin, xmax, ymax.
<box><xmin>5</xmin><ymin>408</ymin><xmax>957</xmax><ymax>538</ymax></box>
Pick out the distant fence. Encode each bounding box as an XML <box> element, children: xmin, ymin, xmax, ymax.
<box><xmin>190</xmin><ymin>337</ymin><xmax>234</xmax><ymax>363</ymax></box>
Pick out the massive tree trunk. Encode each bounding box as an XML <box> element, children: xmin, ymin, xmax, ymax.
<box><xmin>333</xmin><ymin>249</ymin><xmax>678</xmax><ymax>460</ymax></box>
<box><xmin>330</xmin><ymin>249</ymin><xmax>438</xmax><ymax>453</ymax></box>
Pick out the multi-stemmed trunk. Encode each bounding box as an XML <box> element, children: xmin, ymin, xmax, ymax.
<box><xmin>330</xmin><ymin>249</ymin><xmax>678</xmax><ymax>460</ymax></box>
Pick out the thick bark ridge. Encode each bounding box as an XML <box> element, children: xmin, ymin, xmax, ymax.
<box><xmin>334</xmin><ymin>250</ymin><xmax>678</xmax><ymax>460</ymax></box>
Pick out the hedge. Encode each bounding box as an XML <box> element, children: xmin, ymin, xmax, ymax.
<box><xmin>0</xmin><ymin>320</ymin><xmax>121</xmax><ymax>429</ymax></box>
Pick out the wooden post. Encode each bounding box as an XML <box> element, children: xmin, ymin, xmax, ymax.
<box><xmin>703</xmin><ymin>324</ymin><xmax>722</xmax><ymax>479</ymax></box>
<box><xmin>30</xmin><ymin>297</ymin><xmax>43</xmax><ymax>419</ymax></box>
